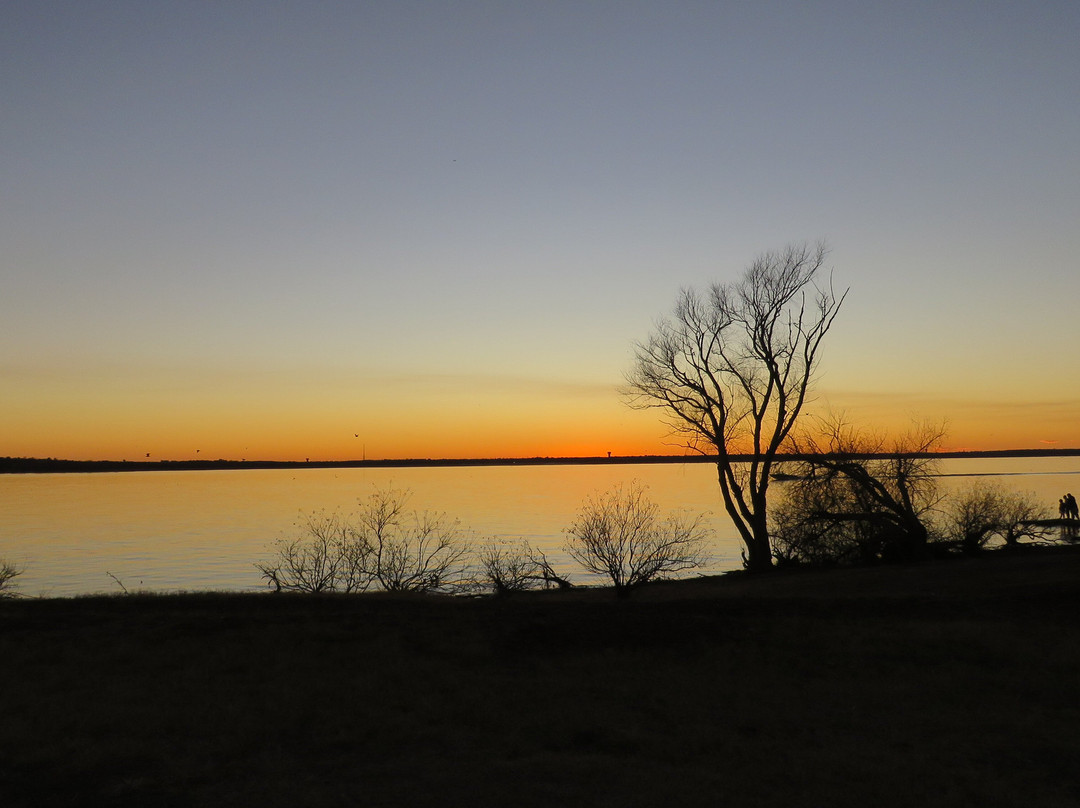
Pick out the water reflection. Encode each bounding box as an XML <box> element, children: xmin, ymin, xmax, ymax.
<box><xmin>1</xmin><ymin>457</ymin><xmax>1077</xmax><ymax>596</ymax></box>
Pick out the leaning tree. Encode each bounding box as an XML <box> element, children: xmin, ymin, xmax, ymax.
<box><xmin>777</xmin><ymin>417</ymin><xmax>947</xmax><ymax>564</ymax></box>
<box><xmin>625</xmin><ymin>242</ymin><xmax>846</xmax><ymax>571</ymax></box>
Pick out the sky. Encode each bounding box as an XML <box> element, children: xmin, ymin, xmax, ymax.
<box><xmin>3</xmin><ymin>1</ymin><xmax>1079</xmax><ymax>461</ymax></box>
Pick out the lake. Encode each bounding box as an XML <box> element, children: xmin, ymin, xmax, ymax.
<box><xmin>2</xmin><ymin>456</ymin><xmax>1078</xmax><ymax>597</ymax></box>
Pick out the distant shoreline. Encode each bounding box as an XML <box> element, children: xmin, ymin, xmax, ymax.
<box><xmin>3</xmin><ymin>448</ymin><xmax>1079</xmax><ymax>474</ymax></box>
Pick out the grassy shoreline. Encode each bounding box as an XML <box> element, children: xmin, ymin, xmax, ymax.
<box><xmin>4</xmin><ymin>546</ymin><xmax>1080</xmax><ymax>807</ymax></box>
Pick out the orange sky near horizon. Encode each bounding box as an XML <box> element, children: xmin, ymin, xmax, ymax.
<box><xmin>6</xmin><ymin>369</ymin><xmax>1078</xmax><ymax>463</ymax></box>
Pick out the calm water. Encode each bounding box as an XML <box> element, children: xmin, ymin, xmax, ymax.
<box><xmin>2</xmin><ymin>457</ymin><xmax>1078</xmax><ymax>597</ymax></box>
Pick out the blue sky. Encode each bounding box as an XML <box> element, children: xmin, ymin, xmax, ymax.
<box><xmin>3</xmin><ymin>1</ymin><xmax>1079</xmax><ymax>459</ymax></box>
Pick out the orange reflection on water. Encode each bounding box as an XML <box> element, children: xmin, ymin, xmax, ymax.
<box><xmin>3</xmin><ymin>457</ymin><xmax>1077</xmax><ymax>598</ymax></box>
<box><xmin>0</xmin><ymin>463</ymin><xmax>737</xmax><ymax>597</ymax></box>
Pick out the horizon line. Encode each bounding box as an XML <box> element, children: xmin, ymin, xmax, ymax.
<box><xmin>3</xmin><ymin>447</ymin><xmax>1080</xmax><ymax>474</ymax></box>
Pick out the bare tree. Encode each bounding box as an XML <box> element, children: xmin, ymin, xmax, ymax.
<box><xmin>0</xmin><ymin>559</ymin><xmax>23</xmax><ymax>598</ymax></box>
<box><xmin>478</xmin><ymin>540</ymin><xmax>534</xmax><ymax>595</ymax></box>
<box><xmin>564</xmin><ymin>483</ymin><xmax>710</xmax><ymax>595</ymax></box>
<box><xmin>626</xmin><ymin>242</ymin><xmax>846</xmax><ymax>571</ymax></box>
<box><xmin>780</xmin><ymin>418</ymin><xmax>947</xmax><ymax>563</ymax></box>
<box><xmin>356</xmin><ymin>488</ymin><xmax>473</xmax><ymax>594</ymax></box>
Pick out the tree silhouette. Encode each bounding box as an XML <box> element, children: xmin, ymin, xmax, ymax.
<box><xmin>774</xmin><ymin>418</ymin><xmax>954</xmax><ymax>564</ymax></box>
<box><xmin>626</xmin><ymin>242</ymin><xmax>845</xmax><ymax>571</ymax></box>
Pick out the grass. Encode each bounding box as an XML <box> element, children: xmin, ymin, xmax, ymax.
<box><xmin>3</xmin><ymin>546</ymin><xmax>1080</xmax><ymax>807</ymax></box>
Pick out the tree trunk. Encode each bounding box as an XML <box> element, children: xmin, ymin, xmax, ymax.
<box><xmin>744</xmin><ymin>532</ymin><xmax>774</xmax><ymax>572</ymax></box>
<box><xmin>716</xmin><ymin>462</ymin><xmax>775</xmax><ymax>572</ymax></box>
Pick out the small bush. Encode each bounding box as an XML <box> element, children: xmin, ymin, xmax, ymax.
<box><xmin>256</xmin><ymin>512</ymin><xmax>371</xmax><ymax>593</ymax></box>
<box><xmin>564</xmin><ymin>482</ymin><xmax>710</xmax><ymax>595</ymax></box>
<box><xmin>0</xmin><ymin>559</ymin><xmax>22</xmax><ymax>598</ymax></box>
<box><xmin>256</xmin><ymin>488</ymin><xmax>472</xmax><ymax>595</ymax></box>
<box><xmin>477</xmin><ymin>540</ymin><xmax>572</xmax><ymax>595</ymax></box>
<box><xmin>359</xmin><ymin>489</ymin><xmax>472</xmax><ymax>593</ymax></box>
<box><xmin>940</xmin><ymin>484</ymin><xmax>1051</xmax><ymax>553</ymax></box>
<box><xmin>477</xmin><ymin>540</ymin><xmax>540</xmax><ymax>595</ymax></box>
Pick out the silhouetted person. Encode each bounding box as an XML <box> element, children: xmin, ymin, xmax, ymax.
<box><xmin>1066</xmin><ymin>493</ymin><xmax>1079</xmax><ymax>520</ymax></box>
<box><xmin>1061</xmin><ymin>498</ymin><xmax>1069</xmax><ymax>519</ymax></box>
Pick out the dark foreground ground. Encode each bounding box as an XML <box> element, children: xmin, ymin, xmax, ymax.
<box><xmin>4</xmin><ymin>547</ymin><xmax>1080</xmax><ymax>808</ymax></box>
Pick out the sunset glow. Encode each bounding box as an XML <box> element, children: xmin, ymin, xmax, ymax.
<box><xmin>3</xmin><ymin>2</ymin><xmax>1078</xmax><ymax>462</ymax></box>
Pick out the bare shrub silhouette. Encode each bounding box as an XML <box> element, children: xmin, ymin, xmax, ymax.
<box><xmin>256</xmin><ymin>512</ymin><xmax>371</xmax><ymax>593</ymax></box>
<box><xmin>359</xmin><ymin>488</ymin><xmax>472</xmax><ymax>594</ymax></box>
<box><xmin>478</xmin><ymin>540</ymin><xmax>540</xmax><ymax>595</ymax></box>
<box><xmin>0</xmin><ymin>559</ymin><xmax>23</xmax><ymax>598</ymax></box>
<box><xmin>477</xmin><ymin>540</ymin><xmax>572</xmax><ymax>595</ymax></box>
<box><xmin>257</xmin><ymin>489</ymin><xmax>472</xmax><ymax>594</ymax></box>
<box><xmin>941</xmin><ymin>484</ymin><xmax>1052</xmax><ymax>554</ymax></box>
<box><xmin>565</xmin><ymin>483</ymin><xmax>710</xmax><ymax>595</ymax></box>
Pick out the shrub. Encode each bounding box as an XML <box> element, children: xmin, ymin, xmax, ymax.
<box><xmin>358</xmin><ymin>488</ymin><xmax>472</xmax><ymax>593</ymax></box>
<box><xmin>0</xmin><ymin>559</ymin><xmax>22</xmax><ymax>598</ymax></box>
<box><xmin>477</xmin><ymin>540</ymin><xmax>541</xmax><ymax>595</ymax></box>
<box><xmin>564</xmin><ymin>483</ymin><xmax>710</xmax><ymax>595</ymax></box>
<box><xmin>256</xmin><ymin>512</ymin><xmax>371</xmax><ymax>593</ymax></box>
<box><xmin>477</xmin><ymin>540</ymin><xmax>572</xmax><ymax>595</ymax></box>
<box><xmin>940</xmin><ymin>484</ymin><xmax>1051</xmax><ymax>553</ymax></box>
<box><xmin>256</xmin><ymin>488</ymin><xmax>472</xmax><ymax>595</ymax></box>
